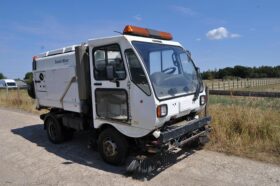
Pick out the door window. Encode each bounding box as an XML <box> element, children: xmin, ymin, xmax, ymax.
<box><xmin>95</xmin><ymin>89</ymin><xmax>128</xmax><ymax>121</ymax></box>
<box><xmin>125</xmin><ymin>49</ymin><xmax>151</xmax><ymax>95</ymax></box>
<box><xmin>93</xmin><ymin>44</ymin><xmax>126</xmax><ymax>80</ymax></box>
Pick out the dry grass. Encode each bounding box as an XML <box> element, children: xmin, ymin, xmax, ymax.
<box><xmin>206</xmin><ymin>96</ymin><xmax>280</xmax><ymax>164</ymax></box>
<box><xmin>0</xmin><ymin>89</ymin><xmax>43</xmax><ymax>114</ymax></box>
<box><xmin>1</xmin><ymin>89</ymin><xmax>280</xmax><ymax>164</ymax></box>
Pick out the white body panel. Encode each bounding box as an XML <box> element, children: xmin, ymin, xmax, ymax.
<box><xmin>34</xmin><ymin>50</ymin><xmax>83</xmax><ymax>113</ymax></box>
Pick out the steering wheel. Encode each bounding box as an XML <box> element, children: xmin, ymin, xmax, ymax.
<box><xmin>162</xmin><ymin>67</ymin><xmax>176</xmax><ymax>74</ymax></box>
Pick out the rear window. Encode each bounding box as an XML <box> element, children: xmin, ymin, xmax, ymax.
<box><xmin>7</xmin><ymin>82</ymin><xmax>16</xmax><ymax>86</ymax></box>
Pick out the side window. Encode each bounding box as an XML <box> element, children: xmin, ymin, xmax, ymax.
<box><xmin>95</xmin><ymin>89</ymin><xmax>128</xmax><ymax>121</ymax></box>
<box><xmin>125</xmin><ymin>49</ymin><xmax>151</xmax><ymax>95</ymax></box>
<box><xmin>93</xmin><ymin>44</ymin><xmax>126</xmax><ymax>80</ymax></box>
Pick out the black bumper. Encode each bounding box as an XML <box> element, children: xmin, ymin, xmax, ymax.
<box><xmin>159</xmin><ymin>116</ymin><xmax>211</xmax><ymax>144</ymax></box>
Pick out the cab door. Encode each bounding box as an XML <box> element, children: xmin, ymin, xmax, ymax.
<box><xmin>91</xmin><ymin>44</ymin><xmax>130</xmax><ymax>124</ymax></box>
<box><xmin>124</xmin><ymin>49</ymin><xmax>156</xmax><ymax>130</ymax></box>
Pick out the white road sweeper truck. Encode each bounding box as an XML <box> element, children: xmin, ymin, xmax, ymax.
<box><xmin>28</xmin><ymin>25</ymin><xmax>211</xmax><ymax>165</ymax></box>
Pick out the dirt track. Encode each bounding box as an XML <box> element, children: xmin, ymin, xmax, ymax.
<box><xmin>0</xmin><ymin>108</ymin><xmax>280</xmax><ymax>186</ymax></box>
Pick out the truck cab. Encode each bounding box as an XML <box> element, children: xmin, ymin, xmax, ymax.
<box><xmin>31</xmin><ymin>25</ymin><xmax>211</xmax><ymax>166</ymax></box>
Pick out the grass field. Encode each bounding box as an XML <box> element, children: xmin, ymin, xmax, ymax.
<box><xmin>1</xmin><ymin>89</ymin><xmax>280</xmax><ymax>164</ymax></box>
<box><xmin>238</xmin><ymin>83</ymin><xmax>280</xmax><ymax>92</ymax></box>
<box><xmin>204</xmin><ymin>78</ymin><xmax>280</xmax><ymax>91</ymax></box>
<box><xmin>206</xmin><ymin>95</ymin><xmax>280</xmax><ymax>164</ymax></box>
<box><xmin>0</xmin><ymin>89</ymin><xmax>42</xmax><ymax>114</ymax></box>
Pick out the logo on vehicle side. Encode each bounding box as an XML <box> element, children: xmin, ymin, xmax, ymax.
<box><xmin>55</xmin><ymin>59</ymin><xmax>69</xmax><ymax>64</ymax></box>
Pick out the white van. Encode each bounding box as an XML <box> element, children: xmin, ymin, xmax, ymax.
<box><xmin>0</xmin><ymin>79</ymin><xmax>17</xmax><ymax>88</ymax></box>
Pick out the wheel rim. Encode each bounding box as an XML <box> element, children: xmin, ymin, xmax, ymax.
<box><xmin>103</xmin><ymin>138</ymin><xmax>118</xmax><ymax>157</ymax></box>
<box><xmin>48</xmin><ymin>119</ymin><xmax>56</xmax><ymax>140</ymax></box>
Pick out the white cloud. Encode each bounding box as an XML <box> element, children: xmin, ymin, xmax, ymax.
<box><xmin>133</xmin><ymin>15</ymin><xmax>142</xmax><ymax>21</ymax></box>
<box><xmin>172</xmin><ymin>5</ymin><xmax>197</xmax><ymax>16</ymax></box>
<box><xmin>206</xmin><ymin>27</ymin><xmax>241</xmax><ymax>40</ymax></box>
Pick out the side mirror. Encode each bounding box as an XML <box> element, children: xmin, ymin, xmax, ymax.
<box><xmin>106</xmin><ymin>65</ymin><xmax>115</xmax><ymax>80</ymax></box>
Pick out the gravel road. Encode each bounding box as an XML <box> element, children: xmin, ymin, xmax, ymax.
<box><xmin>0</xmin><ymin>108</ymin><xmax>280</xmax><ymax>186</ymax></box>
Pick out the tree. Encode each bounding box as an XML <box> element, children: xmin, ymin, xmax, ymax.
<box><xmin>201</xmin><ymin>65</ymin><xmax>280</xmax><ymax>80</ymax></box>
<box><xmin>24</xmin><ymin>72</ymin><xmax>33</xmax><ymax>83</ymax></box>
<box><xmin>0</xmin><ymin>73</ymin><xmax>6</xmax><ymax>79</ymax></box>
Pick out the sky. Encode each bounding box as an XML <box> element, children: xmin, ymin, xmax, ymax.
<box><xmin>0</xmin><ymin>0</ymin><xmax>280</xmax><ymax>79</ymax></box>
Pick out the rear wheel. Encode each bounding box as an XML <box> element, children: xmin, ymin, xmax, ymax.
<box><xmin>98</xmin><ymin>128</ymin><xmax>128</xmax><ymax>165</ymax></box>
<box><xmin>45</xmin><ymin>115</ymin><xmax>64</xmax><ymax>144</ymax></box>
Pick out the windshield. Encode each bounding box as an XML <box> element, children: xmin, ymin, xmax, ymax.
<box><xmin>7</xmin><ymin>82</ymin><xmax>16</xmax><ymax>86</ymax></box>
<box><xmin>132</xmin><ymin>41</ymin><xmax>202</xmax><ymax>99</ymax></box>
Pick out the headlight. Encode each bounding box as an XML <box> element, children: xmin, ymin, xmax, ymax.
<box><xmin>156</xmin><ymin>104</ymin><xmax>168</xmax><ymax>118</ymax></box>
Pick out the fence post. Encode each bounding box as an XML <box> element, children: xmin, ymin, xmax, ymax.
<box><xmin>212</xmin><ymin>82</ymin><xmax>214</xmax><ymax>90</ymax></box>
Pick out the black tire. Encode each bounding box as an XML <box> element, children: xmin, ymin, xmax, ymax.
<box><xmin>63</xmin><ymin>127</ymin><xmax>74</xmax><ymax>141</ymax></box>
<box><xmin>45</xmin><ymin>115</ymin><xmax>64</xmax><ymax>144</ymax></box>
<box><xmin>98</xmin><ymin>128</ymin><xmax>128</xmax><ymax>165</ymax></box>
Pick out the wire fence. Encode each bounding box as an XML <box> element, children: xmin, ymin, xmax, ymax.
<box><xmin>204</xmin><ymin>78</ymin><xmax>280</xmax><ymax>90</ymax></box>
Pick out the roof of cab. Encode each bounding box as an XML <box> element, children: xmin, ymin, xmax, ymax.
<box><xmin>36</xmin><ymin>34</ymin><xmax>183</xmax><ymax>59</ymax></box>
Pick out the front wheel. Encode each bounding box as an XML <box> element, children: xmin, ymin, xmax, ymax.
<box><xmin>98</xmin><ymin>128</ymin><xmax>128</xmax><ymax>165</ymax></box>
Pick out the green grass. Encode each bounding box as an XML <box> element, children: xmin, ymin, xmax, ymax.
<box><xmin>209</xmin><ymin>95</ymin><xmax>280</xmax><ymax>110</ymax></box>
<box><xmin>238</xmin><ymin>83</ymin><xmax>280</xmax><ymax>92</ymax></box>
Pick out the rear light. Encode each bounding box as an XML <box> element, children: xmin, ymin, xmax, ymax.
<box><xmin>123</xmin><ymin>25</ymin><xmax>173</xmax><ymax>40</ymax></box>
<box><xmin>32</xmin><ymin>56</ymin><xmax>37</xmax><ymax>61</ymax></box>
<box><xmin>157</xmin><ymin>104</ymin><xmax>168</xmax><ymax>118</ymax></box>
<box><xmin>32</xmin><ymin>56</ymin><xmax>37</xmax><ymax>70</ymax></box>
<box><xmin>200</xmin><ymin>95</ymin><xmax>207</xmax><ymax>105</ymax></box>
